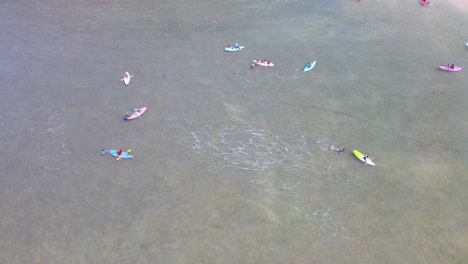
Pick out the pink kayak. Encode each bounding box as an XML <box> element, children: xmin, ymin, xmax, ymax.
<box><xmin>439</xmin><ymin>65</ymin><xmax>462</xmax><ymax>72</ymax></box>
<box><xmin>253</xmin><ymin>60</ymin><xmax>274</xmax><ymax>67</ymax></box>
<box><xmin>421</xmin><ymin>0</ymin><xmax>429</xmax><ymax>6</ymax></box>
<box><xmin>123</xmin><ymin>107</ymin><xmax>147</xmax><ymax>121</ymax></box>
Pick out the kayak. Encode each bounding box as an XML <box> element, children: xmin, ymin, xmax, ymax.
<box><xmin>353</xmin><ymin>150</ymin><xmax>375</xmax><ymax>166</ymax></box>
<box><xmin>121</xmin><ymin>72</ymin><xmax>133</xmax><ymax>85</ymax></box>
<box><xmin>225</xmin><ymin>45</ymin><xmax>244</xmax><ymax>52</ymax></box>
<box><xmin>421</xmin><ymin>0</ymin><xmax>429</xmax><ymax>6</ymax></box>
<box><xmin>303</xmin><ymin>60</ymin><xmax>317</xmax><ymax>72</ymax></box>
<box><xmin>126</xmin><ymin>107</ymin><xmax>147</xmax><ymax>120</ymax></box>
<box><xmin>253</xmin><ymin>60</ymin><xmax>274</xmax><ymax>67</ymax></box>
<box><xmin>439</xmin><ymin>65</ymin><xmax>462</xmax><ymax>72</ymax></box>
<box><xmin>108</xmin><ymin>149</ymin><xmax>133</xmax><ymax>159</ymax></box>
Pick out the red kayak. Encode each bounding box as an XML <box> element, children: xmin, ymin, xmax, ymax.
<box><xmin>253</xmin><ymin>60</ymin><xmax>274</xmax><ymax>67</ymax></box>
<box><xmin>421</xmin><ymin>0</ymin><xmax>429</xmax><ymax>6</ymax></box>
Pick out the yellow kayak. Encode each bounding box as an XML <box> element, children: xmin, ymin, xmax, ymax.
<box><xmin>353</xmin><ymin>150</ymin><xmax>375</xmax><ymax>166</ymax></box>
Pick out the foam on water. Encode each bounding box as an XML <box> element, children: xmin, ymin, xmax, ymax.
<box><xmin>168</xmin><ymin>118</ymin><xmax>362</xmax><ymax>239</ymax></box>
<box><xmin>170</xmin><ymin>118</ymin><xmax>315</xmax><ymax>172</ymax></box>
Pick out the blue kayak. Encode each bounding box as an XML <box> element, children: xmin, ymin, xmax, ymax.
<box><xmin>303</xmin><ymin>60</ymin><xmax>316</xmax><ymax>72</ymax></box>
<box><xmin>224</xmin><ymin>45</ymin><xmax>244</xmax><ymax>52</ymax></box>
<box><xmin>108</xmin><ymin>149</ymin><xmax>133</xmax><ymax>159</ymax></box>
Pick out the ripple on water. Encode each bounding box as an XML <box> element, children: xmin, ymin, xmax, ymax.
<box><xmin>168</xmin><ymin>118</ymin><xmax>361</xmax><ymax>239</ymax></box>
<box><xmin>1</xmin><ymin>98</ymin><xmax>71</xmax><ymax>171</ymax></box>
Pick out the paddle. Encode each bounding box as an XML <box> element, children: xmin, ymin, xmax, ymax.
<box><xmin>132</xmin><ymin>106</ymin><xmax>142</xmax><ymax>119</ymax></box>
<box><xmin>120</xmin><ymin>74</ymin><xmax>134</xmax><ymax>82</ymax></box>
<box><xmin>116</xmin><ymin>149</ymin><xmax>132</xmax><ymax>160</ymax></box>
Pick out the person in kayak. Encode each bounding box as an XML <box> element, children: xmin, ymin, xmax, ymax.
<box><xmin>306</xmin><ymin>62</ymin><xmax>312</xmax><ymax>68</ymax></box>
<box><xmin>117</xmin><ymin>149</ymin><xmax>122</xmax><ymax>155</ymax></box>
<box><xmin>363</xmin><ymin>155</ymin><xmax>372</xmax><ymax>164</ymax></box>
<box><xmin>234</xmin><ymin>43</ymin><xmax>239</xmax><ymax>49</ymax></box>
<box><xmin>123</xmin><ymin>113</ymin><xmax>130</xmax><ymax>121</ymax></box>
<box><xmin>451</xmin><ymin>64</ymin><xmax>455</xmax><ymax>69</ymax></box>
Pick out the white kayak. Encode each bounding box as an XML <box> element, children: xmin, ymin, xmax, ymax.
<box><xmin>121</xmin><ymin>72</ymin><xmax>133</xmax><ymax>85</ymax></box>
<box><xmin>303</xmin><ymin>60</ymin><xmax>316</xmax><ymax>72</ymax></box>
<box><xmin>225</xmin><ymin>45</ymin><xmax>244</xmax><ymax>52</ymax></box>
<box><xmin>253</xmin><ymin>60</ymin><xmax>274</xmax><ymax>67</ymax></box>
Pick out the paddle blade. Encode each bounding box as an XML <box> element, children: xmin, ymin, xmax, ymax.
<box><xmin>116</xmin><ymin>149</ymin><xmax>131</xmax><ymax>160</ymax></box>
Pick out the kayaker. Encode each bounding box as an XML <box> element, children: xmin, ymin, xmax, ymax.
<box><xmin>234</xmin><ymin>43</ymin><xmax>239</xmax><ymax>49</ymax></box>
<box><xmin>363</xmin><ymin>155</ymin><xmax>371</xmax><ymax>164</ymax></box>
<box><xmin>117</xmin><ymin>149</ymin><xmax>122</xmax><ymax>155</ymax></box>
<box><xmin>451</xmin><ymin>64</ymin><xmax>455</xmax><ymax>69</ymax></box>
<box><xmin>307</xmin><ymin>62</ymin><xmax>311</xmax><ymax>68</ymax></box>
<box><xmin>123</xmin><ymin>113</ymin><xmax>130</xmax><ymax>121</ymax></box>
